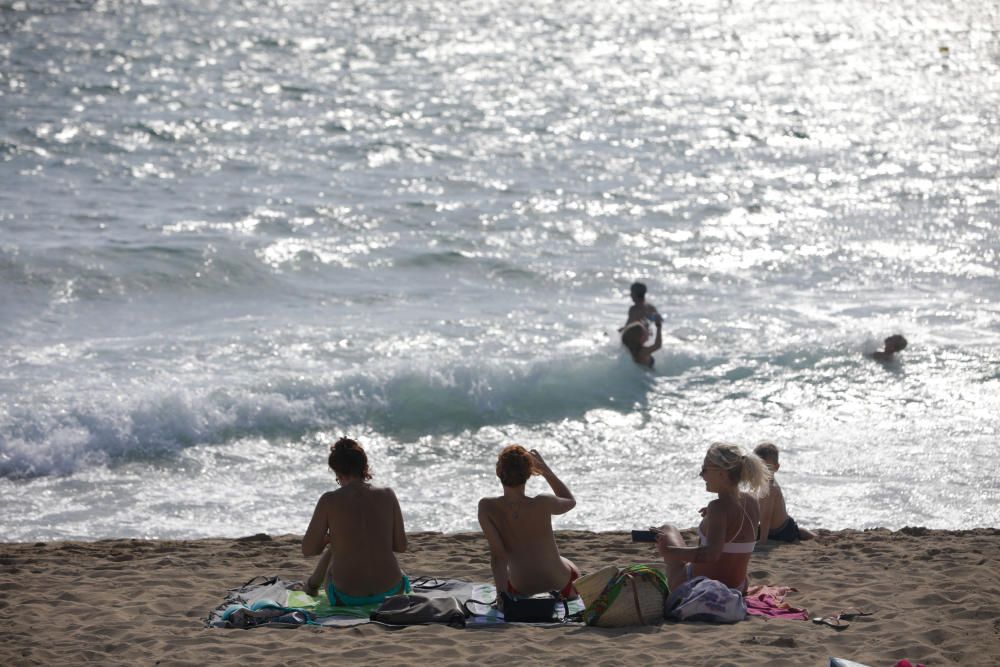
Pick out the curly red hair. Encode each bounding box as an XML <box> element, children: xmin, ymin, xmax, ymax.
<box><xmin>496</xmin><ymin>444</ymin><xmax>535</xmax><ymax>487</ymax></box>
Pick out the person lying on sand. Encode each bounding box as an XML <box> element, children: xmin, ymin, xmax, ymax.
<box><xmin>753</xmin><ymin>442</ymin><xmax>816</xmax><ymax>543</ymax></box>
<box><xmin>869</xmin><ymin>334</ymin><xmax>907</xmax><ymax>362</ymax></box>
<box><xmin>302</xmin><ymin>437</ymin><xmax>410</xmax><ymax>605</ymax></box>
<box><xmin>653</xmin><ymin>442</ymin><xmax>771</xmax><ymax>592</ymax></box>
<box><xmin>478</xmin><ymin>446</ymin><xmax>580</xmax><ymax>607</ymax></box>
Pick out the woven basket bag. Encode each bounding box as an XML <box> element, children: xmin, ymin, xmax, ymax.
<box><xmin>575</xmin><ymin>564</ymin><xmax>669</xmax><ymax>627</ymax></box>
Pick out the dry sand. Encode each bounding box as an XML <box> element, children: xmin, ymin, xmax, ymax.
<box><xmin>2</xmin><ymin>528</ymin><xmax>998</xmax><ymax>666</ymax></box>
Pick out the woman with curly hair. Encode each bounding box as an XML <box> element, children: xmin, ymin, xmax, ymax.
<box><xmin>302</xmin><ymin>437</ymin><xmax>409</xmax><ymax>606</ymax></box>
<box><xmin>478</xmin><ymin>445</ymin><xmax>579</xmax><ymax>606</ymax></box>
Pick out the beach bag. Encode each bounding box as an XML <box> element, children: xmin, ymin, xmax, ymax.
<box><xmin>370</xmin><ymin>594</ymin><xmax>468</xmax><ymax>627</ymax></box>
<box><xmin>497</xmin><ymin>591</ymin><xmax>566</xmax><ymax>623</ymax></box>
<box><xmin>664</xmin><ymin>576</ymin><xmax>747</xmax><ymax>623</ymax></box>
<box><xmin>575</xmin><ymin>565</ymin><xmax>669</xmax><ymax>627</ymax></box>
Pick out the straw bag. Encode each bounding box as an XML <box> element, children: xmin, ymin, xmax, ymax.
<box><xmin>575</xmin><ymin>564</ymin><xmax>669</xmax><ymax>627</ymax></box>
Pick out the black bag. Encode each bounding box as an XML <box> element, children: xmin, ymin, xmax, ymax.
<box><xmin>370</xmin><ymin>594</ymin><xmax>468</xmax><ymax>627</ymax></box>
<box><xmin>498</xmin><ymin>591</ymin><xmax>566</xmax><ymax>623</ymax></box>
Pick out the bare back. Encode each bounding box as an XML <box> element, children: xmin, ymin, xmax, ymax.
<box><xmin>626</xmin><ymin>302</ymin><xmax>657</xmax><ymax>326</ymax></box>
<box><xmin>303</xmin><ymin>483</ymin><xmax>406</xmax><ymax>597</ymax></box>
<box><xmin>479</xmin><ymin>494</ymin><xmax>568</xmax><ymax>594</ymax></box>
<box><xmin>758</xmin><ymin>479</ymin><xmax>789</xmax><ymax>541</ymax></box>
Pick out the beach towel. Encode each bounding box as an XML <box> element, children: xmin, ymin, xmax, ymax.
<box><xmin>745</xmin><ymin>584</ymin><xmax>809</xmax><ymax>620</ymax></box>
<box><xmin>207</xmin><ymin>576</ymin><xmax>585</xmax><ymax>629</ymax></box>
<box><xmin>664</xmin><ymin>576</ymin><xmax>746</xmax><ymax>623</ymax></box>
<box><xmin>207</xmin><ymin>576</ymin><xmax>476</xmax><ymax>628</ymax></box>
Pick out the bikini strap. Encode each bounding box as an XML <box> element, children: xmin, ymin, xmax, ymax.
<box><xmin>725</xmin><ymin>495</ymin><xmax>754</xmax><ymax>544</ymax></box>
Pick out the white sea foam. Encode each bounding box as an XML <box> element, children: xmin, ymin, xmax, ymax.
<box><xmin>0</xmin><ymin>0</ymin><xmax>997</xmax><ymax>539</ymax></box>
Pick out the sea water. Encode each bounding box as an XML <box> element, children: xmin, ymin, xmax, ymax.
<box><xmin>1</xmin><ymin>0</ymin><xmax>998</xmax><ymax>541</ymax></box>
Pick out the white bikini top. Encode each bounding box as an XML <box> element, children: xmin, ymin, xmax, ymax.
<box><xmin>697</xmin><ymin>497</ymin><xmax>757</xmax><ymax>555</ymax></box>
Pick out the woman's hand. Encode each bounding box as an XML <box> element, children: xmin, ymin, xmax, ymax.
<box><xmin>529</xmin><ymin>449</ymin><xmax>552</xmax><ymax>476</ymax></box>
<box><xmin>653</xmin><ymin>528</ymin><xmax>673</xmax><ymax>558</ymax></box>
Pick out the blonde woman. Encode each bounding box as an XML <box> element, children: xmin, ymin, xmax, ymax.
<box><xmin>654</xmin><ymin>443</ymin><xmax>771</xmax><ymax>592</ymax></box>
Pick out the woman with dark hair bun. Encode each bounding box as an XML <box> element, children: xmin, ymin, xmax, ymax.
<box><xmin>478</xmin><ymin>445</ymin><xmax>579</xmax><ymax>607</ymax></box>
<box><xmin>302</xmin><ymin>437</ymin><xmax>409</xmax><ymax>606</ymax></box>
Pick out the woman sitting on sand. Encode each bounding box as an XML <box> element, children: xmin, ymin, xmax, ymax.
<box><xmin>478</xmin><ymin>446</ymin><xmax>579</xmax><ymax>606</ymax></box>
<box><xmin>302</xmin><ymin>437</ymin><xmax>410</xmax><ymax>605</ymax></box>
<box><xmin>653</xmin><ymin>442</ymin><xmax>771</xmax><ymax>592</ymax></box>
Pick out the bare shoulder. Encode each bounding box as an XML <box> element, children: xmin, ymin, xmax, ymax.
<box><xmin>532</xmin><ymin>493</ymin><xmax>564</xmax><ymax>507</ymax></box>
<box><xmin>366</xmin><ymin>485</ymin><xmax>402</xmax><ymax>506</ymax></box>
<box><xmin>315</xmin><ymin>490</ymin><xmax>339</xmax><ymax>509</ymax></box>
<box><xmin>705</xmin><ymin>497</ymin><xmax>725</xmax><ymax>514</ymax></box>
<box><xmin>478</xmin><ymin>495</ymin><xmax>502</xmax><ymax>511</ymax></box>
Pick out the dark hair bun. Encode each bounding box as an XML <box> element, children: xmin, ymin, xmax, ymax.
<box><xmin>328</xmin><ymin>437</ymin><xmax>372</xmax><ymax>481</ymax></box>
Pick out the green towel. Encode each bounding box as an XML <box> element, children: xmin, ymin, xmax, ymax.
<box><xmin>285</xmin><ymin>590</ymin><xmax>380</xmax><ymax>619</ymax></box>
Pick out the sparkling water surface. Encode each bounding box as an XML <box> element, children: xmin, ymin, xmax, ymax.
<box><xmin>1</xmin><ymin>0</ymin><xmax>998</xmax><ymax>541</ymax></box>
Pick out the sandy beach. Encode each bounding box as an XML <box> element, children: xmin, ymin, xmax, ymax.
<box><xmin>2</xmin><ymin>528</ymin><xmax>998</xmax><ymax>666</ymax></box>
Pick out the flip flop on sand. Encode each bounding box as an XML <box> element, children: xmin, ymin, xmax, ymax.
<box><xmin>837</xmin><ymin>608</ymin><xmax>875</xmax><ymax>620</ymax></box>
<box><xmin>813</xmin><ymin>615</ymin><xmax>851</xmax><ymax>629</ymax></box>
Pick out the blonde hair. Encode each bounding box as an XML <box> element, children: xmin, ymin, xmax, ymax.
<box><xmin>706</xmin><ymin>442</ymin><xmax>771</xmax><ymax>496</ymax></box>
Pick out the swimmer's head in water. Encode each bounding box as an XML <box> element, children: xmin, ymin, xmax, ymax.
<box><xmin>621</xmin><ymin>321</ymin><xmax>648</xmax><ymax>355</ymax></box>
<box><xmin>705</xmin><ymin>442</ymin><xmax>771</xmax><ymax>496</ymax></box>
<box><xmin>496</xmin><ymin>444</ymin><xmax>535</xmax><ymax>487</ymax></box>
<box><xmin>329</xmin><ymin>437</ymin><xmax>372</xmax><ymax>482</ymax></box>
<box><xmin>884</xmin><ymin>334</ymin><xmax>907</xmax><ymax>353</ymax></box>
<box><xmin>630</xmin><ymin>282</ymin><xmax>647</xmax><ymax>303</ymax></box>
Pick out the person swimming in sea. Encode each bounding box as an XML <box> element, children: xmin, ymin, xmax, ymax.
<box><xmin>620</xmin><ymin>281</ymin><xmax>662</xmax><ymax>368</ymax></box>
<box><xmin>869</xmin><ymin>334</ymin><xmax>907</xmax><ymax>362</ymax></box>
<box><xmin>623</xmin><ymin>281</ymin><xmax>660</xmax><ymax>329</ymax></box>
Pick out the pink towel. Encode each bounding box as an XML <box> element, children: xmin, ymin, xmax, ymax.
<box><xmin>744</xmin><ymin>584</ymin><xmax>809</xmax><ymax>620</ymax></box>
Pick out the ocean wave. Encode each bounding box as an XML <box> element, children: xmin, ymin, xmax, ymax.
<box><xmin>0</xmin><ymin>241</ymin><xmax>275</xmax><ymax>302</ymax></box>
<box><xmin>0</xmin><ymin>353</ymin><xmax>658</xmax><ymax>478</ymax></box>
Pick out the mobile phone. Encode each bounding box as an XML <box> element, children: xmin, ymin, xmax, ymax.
<box><xmin>631</xmin><ymin>530</ymin><xmax>659</xmax><ymax>543</ymax></box>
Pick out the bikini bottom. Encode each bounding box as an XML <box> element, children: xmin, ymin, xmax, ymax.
<box><xmin>768</xmin><ymin>517</ymin><xmax>802</xmax><ymax>542</ymax></box>
<box><xmin>507</xmin><ymin>563</ymin><xmax>581</xmax><ymax>599</ymax></box>
<box><xmin>326</xmin><ymin>575</ymin><xmax>411</xmax><ymax>607</ymax></box>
